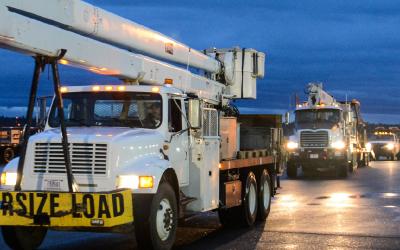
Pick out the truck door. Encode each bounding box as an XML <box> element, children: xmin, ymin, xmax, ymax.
<box><xmin>168</xmin><ymin>98</ymin><xmax>189</xmax><ymax>185</ymax></box>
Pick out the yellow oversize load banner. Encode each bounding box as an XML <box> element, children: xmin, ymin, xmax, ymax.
<box><xmin>0</xmin><ymin>189</ymin><xmax>133</xmax><ymax>227</ymax></box>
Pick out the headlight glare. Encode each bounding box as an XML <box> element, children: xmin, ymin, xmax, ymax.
<box><xmin>0</xmin><ymin>172</ymin><xmax>17</xmax><ymax>186</ymax></box>
<box><xmin>117</xmin><ymin>175</ymin><xmax>139</xmax><ymax>190</ymax></box>
<box><xmin>385</xmin><ymin>143</ymin><xmax>395</xmax><ymax>150</ymax></box>
<box><xmin>117</xmin><ymin>175</ymin><xmax>154</xmax><ymax>189</ymax></box>
<box><xmin>287</xmin><ymin>141</ymin><xmax>298</xmax><ymax>150</ymax></box>
<box><xmin>332</xmin><ymin>141</ymin><xmax>345</xmax><ymax>150</ymax></box>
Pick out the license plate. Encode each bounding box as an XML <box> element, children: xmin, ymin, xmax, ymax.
<box><xmin>0</xmin><ymin>189</ymin><xmax>133</xmax><ymax>227</ymax></box>
<box><xmin>44</xmin><ymin>179</ymin><xmax>62</xmax><ymax>191</ymax></box>
<box><xmin>310</xmin><ymin>154</ymin><xmax>319</xmax><ymax>159</ymax></box>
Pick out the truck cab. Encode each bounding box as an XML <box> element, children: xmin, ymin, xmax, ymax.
<box><xmin>285</xmin><ymin>83</ymin><xmax>368</xmax><ymax>178</ymax></box>
<box><xmin>368</xmin><ymin>131</ymin><xmax>400</xmax><ymax>161</ymax></box>
<box><xmin>2</xmin><ymin>85</ymin><xmax>191</xmax><ymax>194</ymax></box>
<box><xmin>287</xmin><ymin>105</ymin><xmax>349</xmax><ymax>177</ymax></box>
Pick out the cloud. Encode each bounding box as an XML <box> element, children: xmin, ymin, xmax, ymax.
<box><xmin>1</xmin><ymin>1</ymin><xmax>400</xmax><ymax>123</ymax></box>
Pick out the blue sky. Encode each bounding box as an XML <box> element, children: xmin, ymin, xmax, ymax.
<box><xmin>0</xmin><ymin>0</ymin><xmax>399</xmax><ymax>123</ymax></box>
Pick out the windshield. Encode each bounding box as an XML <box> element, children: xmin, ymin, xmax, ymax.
<box><xmin>295</xmin><ymin>109</ymin><xmax>341</xmax><ymax>126</ymax></box>
<box><xmin>48</xmin><ymin>92</ymin><xmax>162</xmax><ymax>129</ymax></box>
<box><xmin>369</xmin><ymin>134</ymin><xmax>394</xmax><ymax>142</ymax></box>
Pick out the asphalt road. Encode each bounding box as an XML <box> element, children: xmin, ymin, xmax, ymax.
<box><xmin>1</xmin><ymin>161</ymin><xmax>400</xmax><ymax>249</ymax></box>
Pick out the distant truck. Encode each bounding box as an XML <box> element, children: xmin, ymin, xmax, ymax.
<box><xmin>368</xmin><ymin>130</ymin><xmax>400</xmax><ymax>160</ymax></box>
<box><xmin>0</xmin><ymin>127</ymin><xmax>22</xmax><ymax>163</ymax></box>
<box><xmin>286</xmin><ymin>83</ymin><xmax>369</xmax><ymax>178</ymax></box>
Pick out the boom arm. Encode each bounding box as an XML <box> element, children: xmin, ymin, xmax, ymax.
<box><xmin>307</xmin><ymin>83</ymin><xmax>336</xmax><ymax>106</ymax></box>
<box><xmin>1</xmin><ymin>0</ymin><xmax>221</xmax><ymax>73</ymax></box>
<box><xmin>0</xmin><ymin>0</ymin><xmax>265</xmax><ymax>102</ymax></box>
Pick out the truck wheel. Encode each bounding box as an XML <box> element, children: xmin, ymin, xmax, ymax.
<box><xmin>134</xmin><ymin>182</ymin><xmax>178</xmax><ymax>250</ymax></box>
<box><xmin>219</xmin><ymin>172</ymin><xmax>258</xmax><ymax>228</ymax></box>
<box><xmin>2</xmin><ymin>226</ymin><xmax>47</xmax><ymax>250</ymax></box>
<box><xmin>287</xmin><ymin>163</ymin><xmax>298</xmax><ymax>179</ymax></box>
<box><xmin>241</xmin><ymin>172</ymin><xmax>258</xmax><ymax>226</ymax></box>
<box><xmin>2</xmin><ymin>147</ymin><xmax>14</xmax><ymax>163</ymax></box>
<box><xmin>257</xmin><ymin>169</ymin><xmax>271</xmax><ymax>221</ymax></box>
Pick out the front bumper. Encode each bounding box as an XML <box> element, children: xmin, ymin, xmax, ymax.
<box><xmin>288</xmin><ymin>148</ymin><xmax>347</xmax><ymax>170</ymax></box>
<box><xmin>0</xmin><ymin>189</ymin><xmax>133</xmax><ymax>228</ymax></box>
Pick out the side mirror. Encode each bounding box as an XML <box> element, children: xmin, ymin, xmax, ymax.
<box><xmin>284</xmin><ymin>112</ymin><xmax>290</xmax><ymax>125</ymax></box>
<box><xmin>188</xmin><ymin>99</ymin><xmax>201</xmax><ymax>129</ymax></box>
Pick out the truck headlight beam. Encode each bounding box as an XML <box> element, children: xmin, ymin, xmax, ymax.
<box><xmin>287</xmin><ymin>141</ymin><xmax>298</xmax><ymax>150</ymax></box>
<box><xmin>117</xmin><ymin>175</ymin><xmax>154</xmax><ymax>189</ymax></box>
<box><xmin>385</xmin><ymin>143</ymin><xmax>395</xmax><ymax>150</ymax></box>
<box><xmin>332</xmin><ymin>141</ymin><xmax>345</xmax><ymax>150</ymax></box>
<box><xmin>0</xmin><ymin>172</ymin><xmax>17</xmax><ymax>186</ymax></box>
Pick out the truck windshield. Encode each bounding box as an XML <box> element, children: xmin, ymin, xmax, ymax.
<box><xmin>295</xmin><ymin>109</ymin><xmax>340</xmax><ymax>126</ymax></box>
<box><xmin>369</xmin><ymin>135</ymin><xmax>394</xmax><ymax>141</ymax></box>
<box><xmin>48</xmin><ymin>92</ymin><xmax>162</xmax><ymax>129</ymax></box>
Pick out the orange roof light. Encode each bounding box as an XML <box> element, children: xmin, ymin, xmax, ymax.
<box><xmin>59</xmin><ymin>59</ymin><xmax>69</xmax><ymax>65</ymax></box>
<box><xmin>92</xmin><ymin>86</ymin><xmax>101</xmax><ymax>91</ymax></box>
<box><xmin>60</xmin><ymin>87</ymin><xmax>68</xmax><ymax>93</ymax></box>
<box><xmin>105</xmin><ymin>86</ymin><xmax>113</xmax><ymax>91</ymax></box>
<box><xmin>117</xmin><ymin>86</ymin><xmax>126</xmax><ymax>91</ymax></box>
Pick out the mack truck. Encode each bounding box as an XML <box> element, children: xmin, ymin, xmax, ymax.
<box><xmin>0</xmin><ymin>1</ymin><xmax>284</xmax><ymax>249</ymax></box>
<box><xmin>286</xmin><ymin>83</ymin><xmax>369</xmax><ymax>178</ymax></box>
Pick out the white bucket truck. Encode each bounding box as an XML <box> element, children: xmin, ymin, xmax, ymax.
<box><xmin>0</xmin><ymin>1</ymin><xmax>283</xmax><ymax>249</ymax></box>
<box><xmin>286</xmin><ymin>83</ymin><xmax>369</xmax><ymax>178</ymax></box>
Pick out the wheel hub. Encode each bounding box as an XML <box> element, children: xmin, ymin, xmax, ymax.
<box><xmin>156</xmin><ymin>199</ymin><xmax>174</xmax><ymax>241</ymax></box>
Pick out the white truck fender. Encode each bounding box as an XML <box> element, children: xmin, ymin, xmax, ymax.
<box><xmin>116</xmin><ymin>156</ymin><xmax>172</xmax><ymax>194</ymax></box>
<box><xmin>1</xmin><ymin>157</ymin><xmax>19</xmax><ymax>173</ymax></box>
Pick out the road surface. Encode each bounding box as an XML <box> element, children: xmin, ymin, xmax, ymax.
<box><xmin>0</xmin><ymin>161</ymin><xmax>400</xmax><ymax>249</ymax></box>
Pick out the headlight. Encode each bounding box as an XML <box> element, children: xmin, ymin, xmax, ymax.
<box><xmin>366</xmin><ymin>143</ymin><xmax>372</xmax><ymax>151</ymax></box>
<box><xmin>385</xmin><ymin>143</ymin><xmax>395</xmax><ymax>150</ymax></box>
<box><xmin>117</xmin><ymin>175</ymin><xmax>154</xmax><ymax>189</ymax></box>
<box><xmin>286</xmin><ymin>141</ymin><xmax>298</xmax><ymax>150</ymax></box>
<box><xmin>0</xmin><ymin>172</ymin><xmax>17</xmax><ymax>186</ymax></box>
<box><xmin>332</xmin><ymin>141</ymin><xmax>345</xmax><ymax>150</ymax></box>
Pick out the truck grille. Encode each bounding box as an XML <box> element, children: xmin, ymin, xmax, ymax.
<box><xmin>34</xmin><ymin>143</ymin><xmax>107</xmax><ymax>175</ymax></box>
<box><xmin>300</xmin><ymin>131</ymin><xmax>329</xmax><ymax>148</ymax></box>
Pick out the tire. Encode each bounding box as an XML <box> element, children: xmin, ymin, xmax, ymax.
<box><xmin>2</xmin><ymin>147</ymin><xmax>14</xmax><ymax>163</ymax></box>
<box><xmin>287</xmin><ymin>162</ymin><xmax>298</xmax><ymax>179</ymax></box>
<box><xmin>134</xmin><ymin>182</ymin><xmax>178</xmax><ymax>250</ymax></box>
<box><xmin>219</xmin><ymin>172</ymin><xmax>258</xmax><ymax>228</ymax></box>
<box><xmin>257</xmin><ymin>169</ymin><xmax>271</xmax><ymax>221</ymax></box>
<box><xmin>240</xmin><ymin>172</ymin><xmax>258</xmax><ymax>227</ymax></box>
<box><xmin>2</xmin><ymin>226</ymin><xmax>47</xmax><ymax>250</ymax></box>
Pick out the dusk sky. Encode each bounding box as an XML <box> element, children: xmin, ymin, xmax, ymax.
<box><xmin>0</xmin><ymin>0</ymin><xmax>399</xmax><ymax>123</ymax></box>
